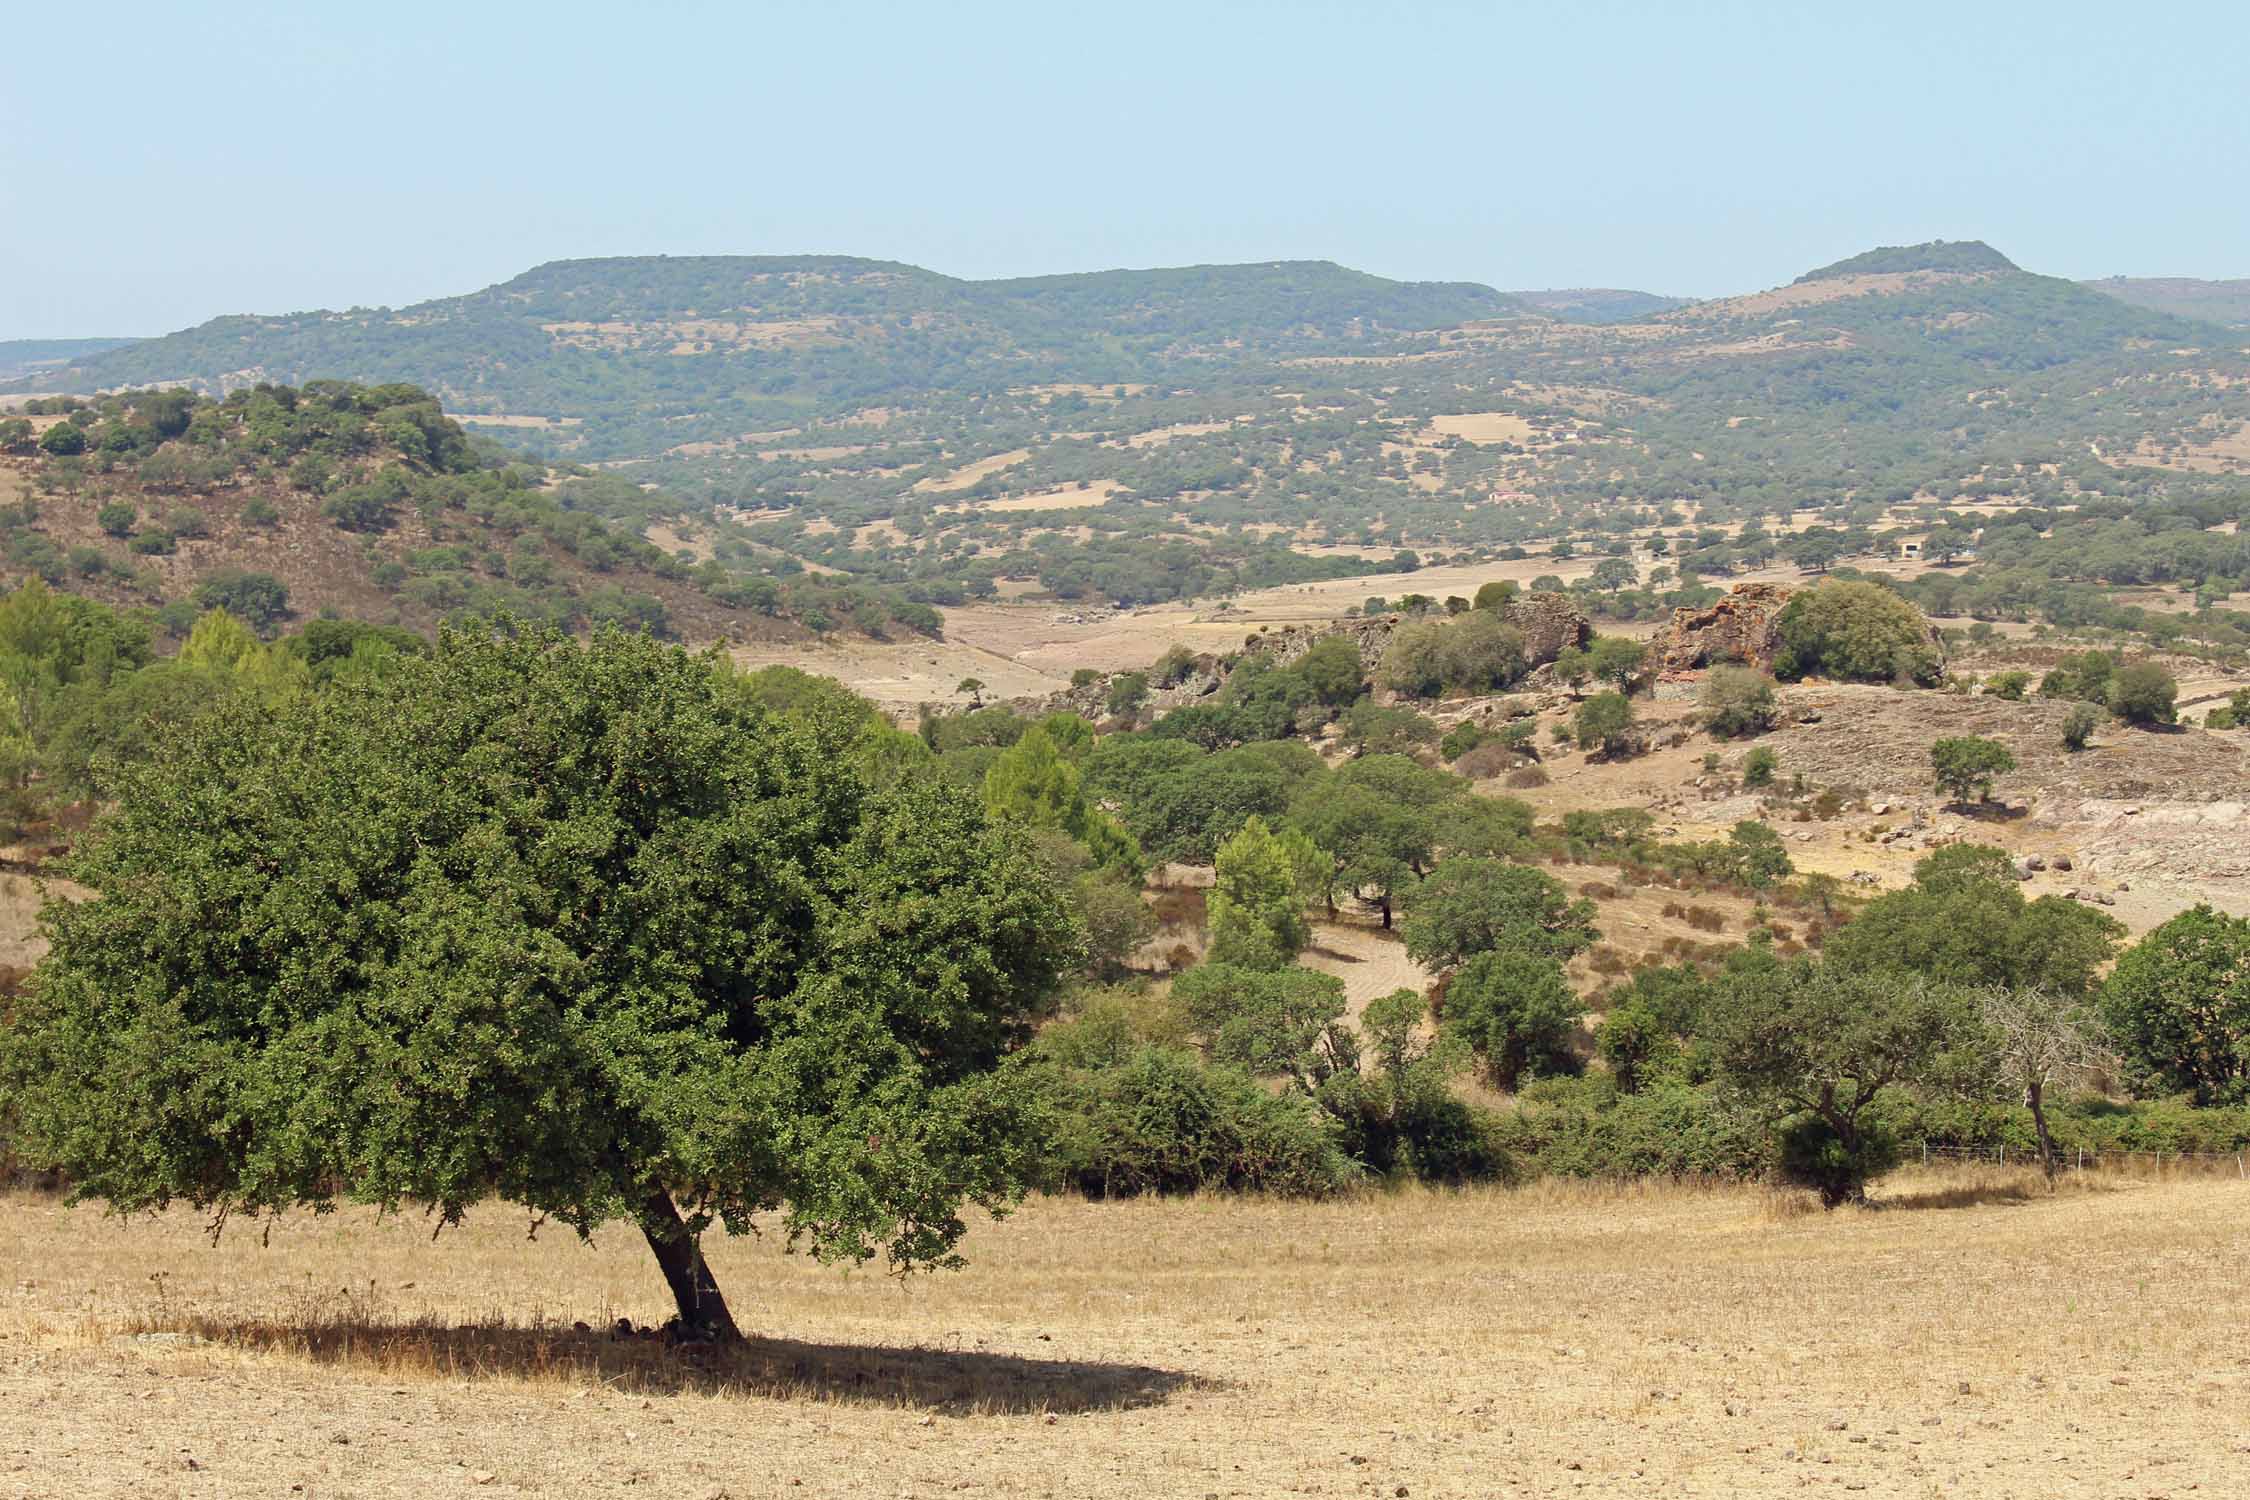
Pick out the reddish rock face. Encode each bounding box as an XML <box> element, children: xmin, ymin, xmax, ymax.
<box><xmin>1650</xmin><ymin>583</ymin><xmax>1799</xmax><ymax>674</ymax></box>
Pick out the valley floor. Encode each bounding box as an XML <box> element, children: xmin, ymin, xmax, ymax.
<box><xmin>2</xmin><ymin>1170</ymin><xmax>2244</xmax><ymax>1497</ymax></box>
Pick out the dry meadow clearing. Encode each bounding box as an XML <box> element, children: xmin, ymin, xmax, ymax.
<box><xmin>2</xmin><ymin>1170</ymin><xmax>2245</xmax><ymax>1498</ymax></box>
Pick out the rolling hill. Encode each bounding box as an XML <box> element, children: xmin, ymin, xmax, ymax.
<box><xmin>9</xmin><ymin>242</ymin><xmax>2249</xmax><ymax>618</ymax></box>
<box><xmin>0</xmin><ymin>338</ymin><xmax>140</xmax><ymax>383</ymax></box>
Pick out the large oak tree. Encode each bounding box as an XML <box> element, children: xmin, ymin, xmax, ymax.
<box><xmin>0</xmin><ymin>626</ymin><xmax>1081</xmax><ymax>1341</ymax></box>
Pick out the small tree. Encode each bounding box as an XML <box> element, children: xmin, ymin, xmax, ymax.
<box><xmin>1550</xmin><ymin>645</ymin><xmax>1591</xmax><ymax>697</ymax></box>
<box><xmin>1979</xmin><ymin>986</ymin><xmax>2108</xmax><ymax>1184</ymax></box>
<box><xmin>1930</xmin><ymin>735</ymin><xmax>2016</xmax><ymax>806</ymax></box>
<box><xmin>1399</xmin><ymin>857</ymin><xmax>1596</xmax><ymax>970</ymax></box>
<box><xmin>1104</xmin><ymin>671</ymin><xmax>1149</xmax><ymax>716</ymax></box>
<box><xmin>2060</xmin><ymin>701</ymin><xmax>2099</xmax><ymax>751</ymax></box>
<box><xmin>1573</xmin><ymin>691</ymin><xmax>1637</xmax><ymax>757</ymax></box>
<box><xmin>956</xmin><ymin>676</ymin><xmax>986</xmax><ymax>706</ymax></box>
<box><xmin>2107</xmin><ymin>662</ymin><xmax>2177</xmax><ymax>727</ymax></box>
<box><xmin>1586</xmin><ymin>636</ymin><xmax>1646</xmax><ymax>693</ymax></box>
<box><xmin>1207</xmin><ymin>816</ymin><xmax>1312</xmax><ymax>971</ymax></box>
<box><xmin>1706</xmin><ymin>965</ymin><xmax>1985</xmax><ymax>1206</ymax></box>
<box><xmin>96</xmin><ymin>501</ymin><xmax>137</xmax><ymax>538</ymax></box>
<box><xmin>38</xmin><ymin>423</ymin><xmax>87</xmax><ymax>456</ymax></box>
<box><xmin>0</xmin><ymin>626</ymin><xmax>1081</xmax><ymax>1341</ymax></box>
<box><xmin>1700</xmin><ymin>665</ymin><xmax>1778</xmax><ymax>737</ymax></box>
<box><xmin>1984</xmin><ymin>670</ymin><xmax>2030</xmax><ymax>702</ymax></box>
<box><xmin>1442</xmin><ymin>950</ymin><xmax>1583</xmax><ymax>1090</ymax></box>
<box><xmin>1742</xmin><ymin>746</ymin><xmax>1778</xmax><ymax>787</ymax></box>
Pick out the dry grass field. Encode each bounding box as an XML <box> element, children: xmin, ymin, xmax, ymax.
<box><xmin>2</xmin><ymin>1172</ymin><xmax>2244</xmax><ymax>1498</ymax></box>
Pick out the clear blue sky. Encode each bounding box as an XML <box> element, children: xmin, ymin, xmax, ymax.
<box><xmin>4</xmin><ymin>0</ymin><xmax>2245</xmax><ymax>337</ymax></box>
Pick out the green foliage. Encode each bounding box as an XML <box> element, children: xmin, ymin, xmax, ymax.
<box><xmin>190</xmin><ymin>568</ymin><xmax>291</xmax><ymax>632</ymax></box>
<box><xmin>1930</xmin><ymin>735</ymin><xmax>2016</xmax><ymax>804</ymax></box>
<box><xmin>2100</xmin><ymin>905</ymin><xmax>2250</xmax><ymax>1106</ymax></box>
<box><xmin>95</xmin><ymin>501</ymin><xmax>136</xmax><ymax>538</ymax></box>
<box><xmin>1443</xmin><ymin>951</ymin><xmax>1584</xmax><ymax>1090</ymax></box>
<box><xmin>1573</xmin><ymin>690</ymin><xmax>1637</xmax><ymax>756</ymax></box>
<box><xmin>2061</xmin><ymin>701</ymin><xmax>2100</xmax><ymax>750</ymax></box>
<box><xmin>1439</xmin><ymin>719</ymin><xmax>1486</xmax><ymax>762</ymax></box>
<box><xmin>1984</xmin><ymin>670</ymin><xmax>2030</xmax><ymax>701</ymax></box>
<box><xmin>0</xmin><ymin>625</ymin><xmax>1082</xmax><ymax>1330</ymax></box>
<box><xmin>1772</xmin><ymin>581</ymin><xmax>1940</xmax><ymax>685</ymax></box>
<box><xmin>1104</xmin><ymin>671</ymin><xmax>1150</xmax><ymax>716</ymax></box>
<box><xmin>37</xmin><ymin>424</ymin><xmax>86</xmax><ymax>456</ymax></box>
<box><xmin>1399</xmin><ymin>857</ymin><xmax>1597</xmax><ymax>970</ymax></box>
<box><xmin>1704</xmin><ymin>963</ymin><xmax>1986</xmax><ymax>1205</ymax></box>
<box><xmin>1699</xmin><ymin>665</ymin><xmax>1779</xmax><ymax>737</ymax></box>
<box><xmin>1741</xmin><ymin>746</ymin><xmax>1778</xmax><ymax>787</ymax></box>
<box><xmin>2107</xmin><ymin>661</ymin><xmax>2177</xmax><ymax>726</ymax></box>
<box><xmin>1294</xmin><ymin>636</ymin><xmax>1365</xmax><ymax>706</ymax></box>
<box><xmin>1340</xmin><ymin>700</ymin><xmax>1438</xmax><ymax>755</ymax></box>
<box><xmin>1377</xmin><ymin>611</ymin><xmax>1528</xmax><ymax>697</ymax></box>
<box><xmin>2038</xmin><ymin>650</ymin><xmax>2115</xmax><ymax>704</ymax></box>
<box><xmin>1471</xmin><ymin>580</ymin><xmax>1518</xmax><ymax>611</ymax></box>
<box><xmin>1206</xmin><ymin>816</ymin><xmax>1312</xmax><ymax>970</ymax></box>
<box><xmin>1585</xmin><ymin>635</ymin><xmax>1646</xmax><ymax>691</ymax></box>
<box><xmin>1824</xmin><ymin>844</ymin><xmax>2123</xmax><ymax>998</ymax></box>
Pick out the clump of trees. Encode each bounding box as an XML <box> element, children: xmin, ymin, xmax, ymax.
<box><xmin>1772</xmin><ymin>580</ymin><xmax>1942</xmax><ymax>685</ymax></box>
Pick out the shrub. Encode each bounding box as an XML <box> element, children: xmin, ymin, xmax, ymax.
<box><xmin>1151</xmin><ymin>645</ymin><xmax>1199</xmax><ymax>688</ymax></box>
<box><xmin>1772</xmin><ymin>581</ymin><xmax>1940</xmax><ymax>685</ymax></box>
<box><xmin>1930</xmin><ymin>735</ymin><xmax>2016</xmax><ymax>804</ymax></box>
<box><xmin>2108</xmin><ymin>662</ymin><xmax>2177</xmax><ymax>727</ymax></box>
<box><xmin>1741</xmin><ymin>746</ymin><xmax>1778</xmax><ymax>787</ymax></box>
<box><xmin>37</xmin><ymin>424</ymin><xmax>86</xmax><ymax>456</ymax></box>
<box><xmin>1452</xmin><ymin>743</ymin><xmax>1516</xmax><ymax>779</ymax></box>
<box><xmin>1984</xmin><ymin>670</ymin><xmax>2030</xmax><ymax>701</ymax></box>
<box><xmin>2061</xmin><ymin>701</ymin><xmax>2099</xmax><ymax>750</ymax></box>
<box><xmin>95</xmin><ymin>501</ymin><xmax>137</xmax><ymax>537</ymax></box>
<box><xmin>1505</xmin><ymin>765</ymin><xmax>1549</xmax><ymax>788</ymax></box>
<box><xmin>1700</xmin><ymin>665</ymin><xmax>1779</xmax><ymax>737</ymax></box>
<box><xmin>1439</xmin><ymin>720</ymin><xmax>1486</xmax><ymax>762</ymax></box>
<box><xmin>2038</xmin><ymin>650</ymin><xmax>2115</xmax><ymax>704</ymax></box>
<box><xmin>127</xmin><ymin>530</ymin><xmax>176</xmax><ymax>556</ymax></box>
<box><xmin>166</xmin><ymin>507</ymin><xmax>211</xmax><ymax>540</ymax></box>
<box><xmin>1104</xmin><ymin>671</ymin><xmax>1150</xmax><ymax>715</ymax></box>
<box><xmin>190</xmin><ymin>568</ymin><xmax>291</xmax><ymax>631</ymax></box>
<box><xmin>1377</xmin><ymin>612</ymin><xmax>1528</xmax><ymax>697</ymax></box>
<box><xmin>242</xmin><ymin>496</ymin><xmax>280</xmax><ymax>527</ymax></box>
<box><xmin>1070</xmin><ymin>667</ymin><xmax>1099</xmax><ymax>688</ymax></box>
<box><xmin>1573</xmin><ymin>691</ymin><xmax>1637</xmax><ymax>757</ymax></box>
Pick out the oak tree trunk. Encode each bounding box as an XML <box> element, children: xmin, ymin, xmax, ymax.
<box><xmin>641</xmin><ymin>1189</ymin><xmax>742</xmax><ymax>1342</ymax></box>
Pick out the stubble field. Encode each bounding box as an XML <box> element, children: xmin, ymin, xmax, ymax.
<box><xmin>2</xmin><ymin>1170</ymin><xmax>2244</xmax><ymax>1498</ymax></box>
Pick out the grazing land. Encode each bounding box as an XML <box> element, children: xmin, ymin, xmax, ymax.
<box><xmin>2</xmin><ymin>1173</ymin><xmax>2244</xmax><ymax>1498</ymax></box>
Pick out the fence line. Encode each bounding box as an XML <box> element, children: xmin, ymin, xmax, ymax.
<box><xmin>1918</xmin><ymin>1142</ymin><xmax>2248</xmax><ymax>1177</ymax></box>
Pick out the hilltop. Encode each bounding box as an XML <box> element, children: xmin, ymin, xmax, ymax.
<box><xmin>0</xmin><ymin>382</ymin><xmax>936</xmax><ymax>646</ymax></box>
<box><xmin>1793</xmin><ymin>239</ymin><xmax>2019</xmax><ymax>282</ymax></box>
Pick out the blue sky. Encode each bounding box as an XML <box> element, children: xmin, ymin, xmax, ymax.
<box><xmin>3</xmin><ymin>0</ymin><xmax>2244</xmax><ymax>337</ymax></box>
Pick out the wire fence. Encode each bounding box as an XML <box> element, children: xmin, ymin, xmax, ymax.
<box><xmin>1919</xmin><ymin>1142</ymin><xmax>2249</xmax><ymax>1177</ymax></box>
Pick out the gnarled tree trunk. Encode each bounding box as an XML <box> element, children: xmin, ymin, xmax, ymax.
<box><xmin>641</xmin><ymin>1190</ymin><xmax>742</xmax><ymax>1342</ymax></box>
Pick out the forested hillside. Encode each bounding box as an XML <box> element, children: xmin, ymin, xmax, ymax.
<box><xmin>0</xmin><ymin>382</ymin><xmax>941</xmax><ymax>643</ymax></box>
<box><xmin>13</xmin><ymin>244</ymin><xmax>2250</xmax><ymax>636</ymax></box>
<box><xmin>2083</xmin><ymin>275</ymin><xmax>2250</xmax><ymax>328</ymax></box>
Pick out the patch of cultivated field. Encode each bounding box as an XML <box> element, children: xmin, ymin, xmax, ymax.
<box><xmin>975</xmin><ymin>481</ymin><xmax>1123</xmax><ymax>512</ymax></box>
<box><xmin>1423</xmin><ymin>410</ymin><xmax>1535</xmax><ymax>445</ymax></box>
<box><xmin>912</xmin><ymin>448</ymin><xmax>1031</xmax><ymax>493</ymax></box>
<box><xmin>2</xmin><ymin>1174</ymin><xmax>2243</xmax><ymax>1497</ymax></box>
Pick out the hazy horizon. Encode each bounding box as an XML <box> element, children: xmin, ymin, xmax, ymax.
<box><xmin>4</xmin><ymin>0</ymin><xmax>2246</xmax><ymax>339</ymax></box>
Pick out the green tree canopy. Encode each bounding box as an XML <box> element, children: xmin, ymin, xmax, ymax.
<box><xmin>1399</xmin><ymin>857</ymin><xmax>1597</xmax><ymax>971</ymax></box>
<box><xmin>1822</xmin><ymin>844</ymin><xmax>2123</xmax><ymax>999</ymax></box>
<box><xmin>1930</xmin><ymin>735</ymin><xmax>2016</xmax><ymax>804</ymax></box>
<box><xmin>1206</xmin><ymin>816</ymin><xmax>1312</xmax><ymax>970</ymax></box>
<box><xmin>2100</xmin><ymin>905</ymin><xmax>2250</xmax><ymax>1106</ymax></box>
<box><xmin>0</xmin><ymin>626</ymin><xmax>1082</xmax><ymax>1341</ymax></box>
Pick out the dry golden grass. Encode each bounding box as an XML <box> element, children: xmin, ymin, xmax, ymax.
<box><xmin>2</xmin><ymin>1170</ymin><xmax>2244</xmax><ymax>1496</ymax></box>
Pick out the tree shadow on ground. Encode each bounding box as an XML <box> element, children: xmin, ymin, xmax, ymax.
<box><xmin>156</xmin><ymin>1317</ymin><xmax>1215</xmax><ymax>1413</ymax></box>
<box><xmin>1873</xmin><ymin>1179</ymin><xmax>2044</xmax><ymax>1212</ymax></box>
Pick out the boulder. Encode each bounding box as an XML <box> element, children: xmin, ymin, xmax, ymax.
<box><xmin>1648</xmin><ymin>583</ymin><xmax>1798</xmax><ymax>675</ymax></box>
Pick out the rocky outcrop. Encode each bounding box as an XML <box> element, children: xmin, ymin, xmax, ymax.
<box><xmin>1649</xmin><ymin>583</ymin><xmax>1797</xmax><ymax>675</ymax></box>
<box><xmin>1498</xmin><ymin>592</ymin><xmax>1594</xmax><ymax>665</ymax></box>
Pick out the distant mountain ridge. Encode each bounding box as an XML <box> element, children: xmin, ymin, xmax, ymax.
<box><xmin>2082</xmin><ymin>276</ymin><xmax>2250</xmax><ymax>329</ymax></box>
<box><xmin>1505</xmin><ymin>288</ymin><xmax>1689</xmax><ymax>323</ymax></box>
<box><xmin>0</xmin><ymin>338</ymin><xmax>140</xmax><ymax>383</ymax></box>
